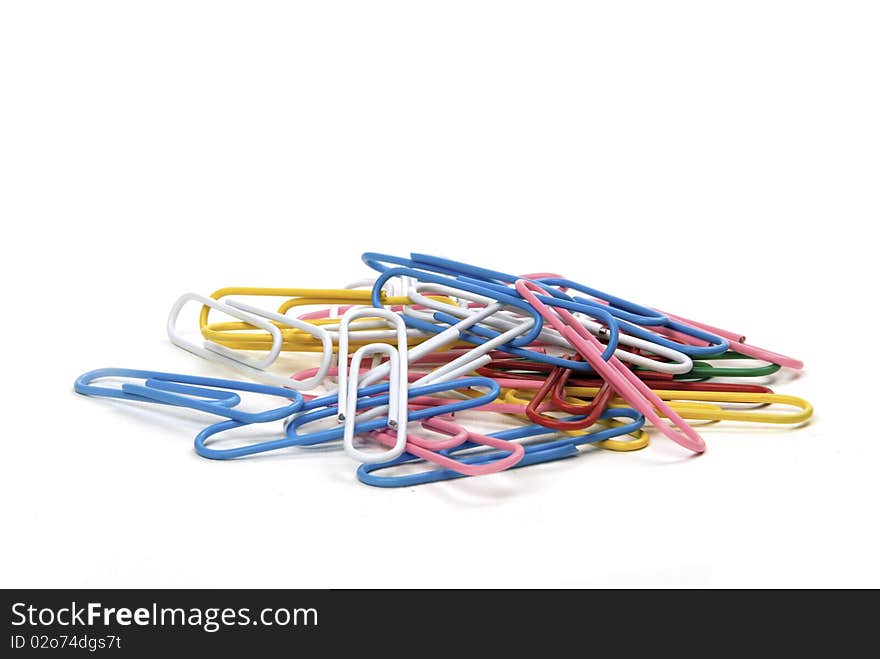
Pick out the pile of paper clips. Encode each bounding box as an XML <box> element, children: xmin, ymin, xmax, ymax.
<box><xmin>75</xmin><ymin>252</ymin><xmax>812</xmax><ymax>487</ymax></box>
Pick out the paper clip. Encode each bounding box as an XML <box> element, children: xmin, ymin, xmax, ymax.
<box><xmin>75</xmin><ymin>368</ymin><xmax>304</xmax><ymax>424</ymax></box>
<box><xmin>337</xmin><ymin>307</ymin><xmax>409</xmax><ymax>463</ymax></box>
<box><xmin>168</xmin><ymin>293</ymin><xmax>288</xmax><ymax>383</ymax></box>
<box><xmin>364</xmin><ymin>253</ymin><xmax>729</xmax><ymax>359</ymax></box>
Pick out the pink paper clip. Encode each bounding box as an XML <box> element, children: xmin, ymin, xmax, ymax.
<box><xmin>370</xmin><ymin>416</ymin><xmax>525</xmax><ymax>477</ymax></box>
<box><xmin>657</xmin><ymin>310</ymin><xmax>803</xmax><ymax>369</ymax></box>
<box><xmin>515</xmin><ymin>279</ymin><xmax>706</xmax><ymax>454</ymax></box>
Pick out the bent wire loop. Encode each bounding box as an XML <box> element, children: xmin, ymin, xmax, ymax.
<box><xmin>524</xmin><ymin>354</ymin><xmax>615</xmax><ymax>430</ymax></box>
<box><xmin>168</xmin><ymin>293</ymin><xmax>288</xmax><ymax>383</ymax></box>
<box><xmin>669</xmin><ymin>352</ymin><xmax>782</xmax><ymax>380</ymax></box>
<box><xmin>75</xmin><ymin>368</ymin><xmax>304</xmax><ymax>423</ymax></box>
<box><xmin>337</xmin><ymin>307</ymin><xmax>410</xmax><ymax>463</ymax></box>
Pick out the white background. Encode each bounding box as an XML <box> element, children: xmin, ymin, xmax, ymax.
<box><xmin>1</xmin><ymin>2</ymin><xmax>876</xmax><ymax>588</ymax></box>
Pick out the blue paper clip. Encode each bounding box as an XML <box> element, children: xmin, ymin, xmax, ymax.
<box><xmin>364</xmin><ymin>252</ymin><xmax>729</xmax><ymax>358</ymax></box>
<box><xmin>403</xmin><ymin>253</ymin><xmax>728</xmax><ymax>356</ymax></box>
<box><xmin>407</xmin><ymin>252</ymin><xmax>729</xmax><ymax>357</ymax></box>
<box><xmin>364</xmin><ymin>251</ymin><xmax>665</xmax><ymax>326</ymax></box>
<box><xmin>74</xmin><ymin>368</ymin><xmax>304</xmax><ymax>424</ymax></box>
<box><xmin>357</xmin><ymin>407</ymin><xmax>645</xmax><ymax>487</ymax></box>
<box><xmin>193</xmin><ymin>376</ymin><xmax>502</xmax><ymax>459</ymax></box>
<box><xmin>409</xmin><ymin>252</ymin><xmax>668</xmax><ymax>326</ymax></box>
<box><xmin>531</xmin><ymin>277</ymin><xmax>728</xmax><ymax>357</ymax></box>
